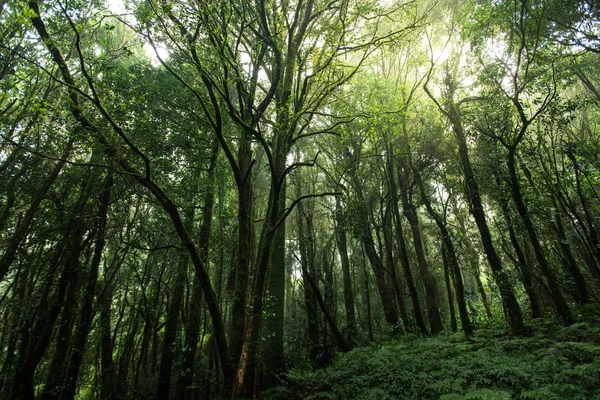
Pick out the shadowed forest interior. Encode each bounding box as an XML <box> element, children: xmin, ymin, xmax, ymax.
<box><xmin>1</xmin><ymin>0</ymin><xmax>600</xmax><ymax>398</ymax></box>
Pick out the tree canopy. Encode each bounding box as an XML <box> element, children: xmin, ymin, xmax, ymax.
<box><xmin>1</xmin><ymin>0</ymin><xmax>599</xmax><ymax>398</ymax></box>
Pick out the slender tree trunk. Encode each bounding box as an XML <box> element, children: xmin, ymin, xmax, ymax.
<box><xmin>100</xmin><ymin>278</ymin><xmax>119</xmax><ymax>400</ymax></box>
<box><xmin>398</xmin><ymin>183</ymin><xmax>443</xmax><ymax>334</ymax></box>
<box><xmin>442</xmin><ymin>244</ymin><xmax>458</xmax><ymax>332</ymax></box>
<box><xmin>495</xmin><ymin>173</ymin><xmax>541</xmax><ymax>319</ymax></box>
<box><xmin>442</xmin><ymin>93</ymin><xmax>525</xmax><ymax>336</ymax></box>
<box><xmin>13</xmin><ymin>199</ymin><xmax>89</xmax><ymax>400</ymax></box>
<box><xmin>177</xmin><ymin>141</ymin><xmax>219</xmax><ymax>397</ymax></box>
<box><xmin>156</xmin><ymin>249</ymin><xmax>191</xmax><ymax>399</ymax></box>
<box><xmin>550</xmin><ymin>196</ymin><xmax>590</xmax><ymax>306</ymax></box>
<box><xmin>301</xmin><ymin>254</ymin><xmax>350</xmax><ymax>353</ymax></box>
<box><xmin>0</xmin><ymin>142</ymin><xmax>72</xmax><ymax>282</ymax></box>
<box><xmin>383</xmin><ymin>204</ymin><xmax>410</xmax><ymax>333</ymax></box>
<box><xmin>0</xmin><ymin>251</ymin><xmax>32</xmax><ymax>399</ymax></box>
<box><xmin>0</xmin><ymin>160</ymin><xmax>36</xmax><ymax>232</ymax></box>
<box><xmin>566</xmin><ymin>149</ymin><xmax>600</xmax><ymax>270</ymax></box>
<box><xmin>389</xmin><ymin>164</ymin><xmax>427</xmax><ymax>335</ymax></box>
<box><xmin>335</xmin><ymin>197</ymin><xmax>357</xmax><ymax>345</ymax></box>
<box><xmin>298</xmin><ymin>197</ymin><xmax>321</xmax><ymax>367</ymax></box>
<box><xmin>323</xmin><ymin>243</ymin><xmax>336</xmax><ymax>327</ymax></box>
<box><xmin>29</xmin><ymin>5</ymin><xmax>232</xmax><ymax>384</ymax></box>
<box><xmin>415</xmin><ymin>173</ymin><xmax>472</xmax><ymax>337</ymax></box>
<box><xmin>61</xmin><ymin>173</ymin><xmax>113</xmax><ymax>400</ymax></box>
<box><xmin>507</xmin><ymin>149</ymin><xmax>573</xmax><ymax>325</ymax></box>
<box><xmin>361</xmin><ymin>253</ymin><xmax>374</xmax><ymax>342</ymax></box>
<box><xmin>361</xmin><ymin>220</ymin><xmax>399</xmax><ymax>326</ymax></box>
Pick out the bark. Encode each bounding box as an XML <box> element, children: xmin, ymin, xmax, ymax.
<box><xmin>442</xmin><ymin>244</ymin><xmax>458</xmax><ymax>332</ymax></box>
<box><xmin>361</xmin><ymin>252</ymin><xmax>374</xmax><ymax>342</ymax></box>
<box><xmin>398</xmin><ymin>181</ymin><xmax>443</xmax><ymax>334</ymax></box>
<box><xmin>229</xmin><ymin>135</ymin><xmax>254</xmax><ymax>374</ymax></box>
<box><xmin>415</xmin><ymin>173</ymin><xmax>472</xmax><ymax>337</ymax></box>
<box><xmin>261</xmin><ymin>180</ymin><xmax>287</xmax><ymax>389</ymax></box>
<box><xmin>426</xmin><ymin>82</ymin><xmax>525</xmax><ymax>335</ymax></box>
<box><xmin>0</xmin><ymin>160</ymin><xmax>36</xmax><ymax>232</ymax></box>
<box><xmin>301</xmin><ymin>255</ymin><xmax>350</xmax><ymax>353</ymax></box>
<box><xmin>383</xmin><ymin>203</ymin><xmax>411</xmax><ymax>333</ymax></box>
<box><xmin>100</xmin><ymin>279</ymin><xmax>119</xmax><ymax>400</ymax></box>
<box><xmin>335</xmin><ymin>197</ymin><xmax>357</xmax><ymax>345</ymax></box>
<box><xmin>13</xmin><ymin>197</ymin><xmax>89</xmax><ymax>400</ymax></box>
<box><xmin>389</xmin><ymin>162</ymin><xmax>428</xmax><ymax>335</ymax></box>
<box><xmin>297</xmin><ymin>197</ymin><xmax>321</xmax><ymax>367</ymax></box>
<box><xmin>495</xmin><ymin>173</ymin><xmax>541</xmax><ymax>319</ymax></box>
<box><xmin>566</xmin><ymin>148</ymin><xmax>600</xmax><ymax>270</ymax></box>
<box><xmin>231</xmin><ymin>153</ymin><xmax>286</xmax><ymax>398</ymax></box>
<box><xmin>61</xmin><ymin>173</ymin><xmax>113</xmax><ymax>400</ymax></box>
<box><xmin>0</xmin><ymin>142</ymin><xmax>72</xmax><ymax>282</ymax></box>
<box><xmin>40</xmin><ymin>169</ymin><xmax>97</xmax><ymax>400</ymax></box>
<box><xmin>156</xmin><ymin>249</ymin><xmax>190</xmax><ymax>399</ymax></box>
<box><xmin>29</xmin><ymin>4</ymin><xmax>232</xmax><ymax>384</ymax></box>
<box><xmin>550</xmin><ymin>195</ymin><xmax>590</xmax><ymax>306</ymax></box>
<box><xmin>360</xmin><ymin>219</ymin><xmax>400</xmax><ymax>326</ymax></box>
<box><xmin>177</xmin><ymin>141</ymin><xmax>219</xmax><ymax>398</ymax></box>
<box><xmin>323</xmin><ymin>243</ymin><xmax>336</xmax><ymax>327</ymax></box>
<box><xmin>507</xmin><ymin>149</ymin><xmax>573</xmax><ymax>325</ymax></box>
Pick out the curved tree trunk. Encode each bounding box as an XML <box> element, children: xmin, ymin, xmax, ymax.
<box><xmin>398</xmin><ymin>183</ymin><xmax>443</xmax><ymax>334</ymax></box>
<box><xmin>29</xmin><ymin>4</ymin><xmax>233</xmax><ymax>385</ymax></box>
<box><xmin>495</xmin><ymin>172</ymin><xmax>541</xmax><ymax>319</ymax></box>
<box><xmin>388</xmin><ymin>158</ymin><xmax>428</xmax><ymax>336</ymax></box>
<box><xmin>62</xmin><ymin>173</ymin><xmax>113</xmax><ymax>400</ymax></box>
<box><xmin>507</xmin><ymin>149</ymin><xmax>573</xmax><ymax>325</ymax></box>
<box><xmin>177</xmin><ymin>141</ymin><xmax>219</xmax><ymax>398</ymax></box>
<box><xmin>425</xmin><ymin>74</ymin><xmax>525</xmax><ymax>335</ymax></box>
<box><xmin>415</xmin><ymin>173</ymin><xmax>473</xmax><ymax>338</ymax></box>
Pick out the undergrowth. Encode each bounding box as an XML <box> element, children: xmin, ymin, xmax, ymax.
<box><xmin>265</xmin><ymin>322</ymin><xmax>600</xmax><ymax>399</ymax></box>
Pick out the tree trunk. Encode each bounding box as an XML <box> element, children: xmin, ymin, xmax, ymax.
<box><xmin>388</xmin><ymin>158</ymin><xmax>428</xmax><ymax>335</ymax></box>
<box><xmin>335</xmin><ymin>197</ymin><xmax>357</xmax><ymax>345</ymax></box>
<box><xmin>0</xmin><ymin>142</ymin><xmax>72</xmax><ymax>282</ymax></box>
<box><xmin>550</xmin><ymin>196</ymin><xmax>590</xmax><ymax>306</ymax></box>
<box><xmin>398</xmin><ymin>183</ymin><xmax>443</xmax><ymax>334</ymax></box>
<box><xmin>229</xmin><ymin>136</ymin><xmax>254</xmax><ymax>374</ymax></box>
<box><xmin>177</xmin><ymin>141</ymin><xmax>219</xmax><ymax>398</ymax></box>
<box><xmin>62</xmin><ymin>173</ymin><xmax>113</xmax><ymax>400</ymax></box>
<box><xmin>361</xmin><ymin>252</ymin><xmax>375</xmax><ymax>342</ymax></box>
<box><xmin>100</xmin><ymin>277</ymin><xmax>119</xmax><ymax>400</ymax></box>
<box><xmin>261</xmin><ymin>180</ymin><xmax>287</xmax><ymax>388</ymax></box>
<box><xmin>360</xmin><ymin>220</ymin><xmax>400</xmax><ymax>326</ymax></box>
<box><xmin>442</xmin><ymin>244</ymin><xmax>458</xmax><ymax>332</ymax></box>
<box><xmin>383</xmin><ymin>203</ymin><xmax>410</xmax><ymax>333</ymax></box>
<box><xmin>566</xmin><ymin>148</ymin><xmax>600</xmax><ymax>274</ymax></box>
<box><xmin>414</xmin><ymin>172</ymin><xmax>472</xmax><ymax>337</ymax></box>
<box><xmin>507</xmin><ymin>149</ymin><xmax>573</xmax><ymax>325</ymax></box>
<box><xmin>301</xmin><ymin>254</ymin><xmax>350</xmax><ymax>353</ymax></box>
<box><xmin>13</xmin><ymin>200</ymin><xmax>89</xmax><ymax>400</ymax></box>
<box><xmin>30</xmin><ymin>4</ymin><xmax>234</xmax><ymax>384</ymax></box>
<box><xmin>298</xmin><ymin>197</ymin><xmax>321</xmax><ymax>367</ymax></box>
<box><xmin>156</xmin><ymin>251</ymin><xmax>190</xmax><ymax>399</ymax></box>
<box><xmin>442</xmin><ymin>93</ymin><xmax>525</xmax><ymax>336</ymax></box>
<box><xmin>495</xmin><ymin>172</ymin><xmax>541</xmax><ymax>319</ymax></box>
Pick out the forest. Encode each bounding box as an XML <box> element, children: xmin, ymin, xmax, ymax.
<box><xmin>0</xmin><ymin>0</ymin><xmax>599</xmax><ymax>398</ymax></box>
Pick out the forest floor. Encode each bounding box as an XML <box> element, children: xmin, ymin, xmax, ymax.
<box><xmin>266</xmin><ymin>317</ymin><xmax>600</xmax><ymax>399</ymax></box>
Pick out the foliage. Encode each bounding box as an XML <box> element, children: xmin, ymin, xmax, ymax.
<box><xmin>274</xmin><ymin>324</ymin><xmax>600</xmax><ymax>399</ymax></box>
